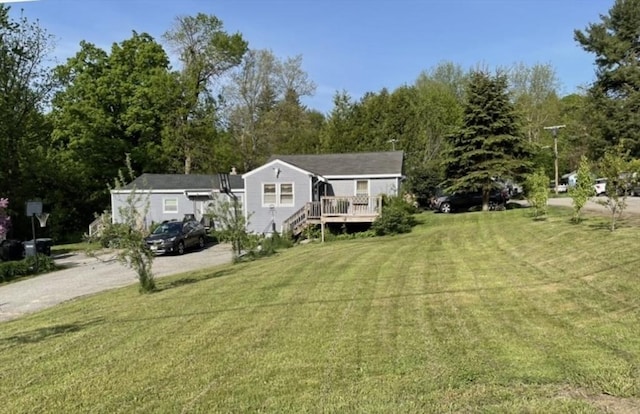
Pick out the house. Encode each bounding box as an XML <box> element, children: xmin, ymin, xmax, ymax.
<box><xmin>110</xmin><ymin>173</ymin><xmax>244</xmax><ymax>229</ymax></box>
<box><xmin>561</xmin><ymin>171</ymin><xmax>578</xmax><ymax>188</ymax></box>
<box><xmin>242</xmin><ymin>151</ymin><xmax>404</xmax><ymax>235</ymax></box>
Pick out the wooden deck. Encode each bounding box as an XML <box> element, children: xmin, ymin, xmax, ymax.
<box><xmin>283</xmin><ymin>196</ymin><xmax>382</xmax><ymax>239</ymax></box>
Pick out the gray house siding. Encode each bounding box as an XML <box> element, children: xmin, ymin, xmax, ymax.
<box><xmin>370</xmin><ymin>178</ymin><xmax>401</xmax><ymax>196</ymax></box>
<box><xmin>243</xmin><ymin>160</ymin><xmax>312</xmax><ymax>234</ymax></box>
<box><xmin>111</xmin><ymin>190</ymin><xmax>244</xmax><ymax>229</ymax></box>
<box><xmin>326</xmin><ymin>178</ymin><xmax>400</xmax><ymax>197</ymax></box>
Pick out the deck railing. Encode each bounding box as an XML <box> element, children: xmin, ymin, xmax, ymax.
<box><xmin>88</xmin><ymin>214</ymin><xmax>106</xmax><ymax>238</ymax></box>
<box><xmin>283</xmin><ymin>196</ymin><xmax>382</xmax><ymax>235</ymax></box>
<box><xmin>321</xmin><ymin>196</ymin><xmax>382</xmax><ymax>217</ymax></box>
<box><xmin>282</xmin><ymin>201</ymin><xmax>321</xmax><ymax>234</ymax></box>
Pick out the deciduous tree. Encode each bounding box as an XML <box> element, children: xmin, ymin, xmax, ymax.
<box><xmin>524</xmin><ymin>168</ymin><xmax>549</xmax><ymax>219</ymax></box>
<box><xmin>51</xmin><ymin>33</ymin><xmax>179</xmax><ymax>229</ymax></box>
<box><xmin>594</xmin><ymin>143</ymin><xmax>634</xmax><ymax>231</ymax></box>
<box><xmin>569</xmin><ymin>155</ymin><xmax>595</xmax><ymax>223</ymax></box>
<box><xmin>508</xmin><ymin>62</ymin><xmax>561</xmax><ymax>144</ymax></box>
<box><xmin>0</xmin><ymin>5</ymin><xmax>55</xmax><ymax>237</ymax></box>
<box><xmin>224</xmin><ymin>50</ymin><xmax>318</xmax><ymax>169</ymax></box>
<box><xmin>163</xmin><ymin>13</ymin><xmax>247</xmax><ymax>173</ymax></box>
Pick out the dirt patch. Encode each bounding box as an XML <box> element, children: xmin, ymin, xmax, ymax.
<box><xmin>559</xmin><ymin>387</ymin><xmax>640</xmax><ymax>413</ymax></box>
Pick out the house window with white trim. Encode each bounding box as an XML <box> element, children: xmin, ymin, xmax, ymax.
<box><xmin>355</xmin><ymin>180</ymin><xmax>369</xmax><ymax>197</ymax></box>
<box><xmin>262</xmin><ymin>183</ymin><xmax>294</xmax><ymax>206</ymax></box>
<box><xmin>354</xmin><ymin>180</ymin><xmax>369</xmax><ymax>205</ymax></box>
<box><xmin>280</xmin><ymin>183</ymin><xmax>294</xmax><ymax>206</ymax></box>
<box><xmin>263</xmin><ymin>184</ymin><xmax>277</xmax><ymax>205</ymax></box>
<box><xmin>163</xmin><ymin>198</ymin><xmax>178</xmax><ymax>213</ymax></box>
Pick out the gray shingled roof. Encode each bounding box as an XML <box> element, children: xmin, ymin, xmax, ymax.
<box><xmin>122</xmin><ymin>173</ymin><xmax>244</xmax><ymax>190</ymax></box>
<box><xmin>267</xmin><ymin>151</ymin><xmax>404</xmax><ymax>176</ymax></box>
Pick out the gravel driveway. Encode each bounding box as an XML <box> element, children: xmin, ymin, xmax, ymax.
<box><xmin>0</xmin><ymin>243</ymin><xmax>232</xmax><ymax>322</ymax></box>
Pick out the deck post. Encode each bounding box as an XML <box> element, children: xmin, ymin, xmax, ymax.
<box><xmin>321</xmin><ymin>221</ymin><xmax>325</xmax><ymax>243</ymax></box>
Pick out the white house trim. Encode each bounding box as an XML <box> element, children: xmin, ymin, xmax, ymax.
<box><xmin>354</xmin><ymin>179</ymin><xmax>370</xmax><ymax>196</ymax></box>
<box><xmin>111</xmin><ymin>188</ymin><xmax>245</xmax><ymax>195</ymax></box>
<box><xmin>323</xmin><ymin>173</ymin><xmax>403</xmax><ymax>179</ymax></box>
<box><xmin>242</xmin><ymin>159</ymin><xmax>317</xmax><ymax>179</ymax></box>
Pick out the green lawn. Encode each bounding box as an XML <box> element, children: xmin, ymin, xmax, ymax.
<box><xmin>1</xmin><ymin>208</ymin><xmax>639</xmax><ymax>413</ymax></box>
<box><xmin>51</xmin><ymin>241</ymin><xmax>102</xmax><ymax>255</ymax></box>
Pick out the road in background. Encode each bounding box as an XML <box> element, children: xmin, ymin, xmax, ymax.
<box><xmin>546</xmin><ymin>196</ymin><xmax>640</xmax><ymax>215</ymax></box>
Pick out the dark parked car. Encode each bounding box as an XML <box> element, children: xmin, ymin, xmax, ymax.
<box><xmin>431</xmin><ymin>188</ymin><xmax>509</xmax><ymax>213</ymax></box>
<box><xmin>145</xmin><ymin>220</ymin><xmax>206</xmax><ymax>255</ymax></box>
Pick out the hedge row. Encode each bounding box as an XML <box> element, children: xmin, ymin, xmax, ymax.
<box><xmin>0</xmin><ymin>255</ymin><xmax>57</xmax><ymax>283</ymax></box>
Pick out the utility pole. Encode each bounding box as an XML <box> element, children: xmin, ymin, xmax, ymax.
<box><xmin>543</xmin><ymin>125</ymin><xmax>566</xmax><ymax>194</ymax></box>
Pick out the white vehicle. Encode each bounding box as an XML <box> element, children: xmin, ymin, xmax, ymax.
<box><xmin>594</xmin><ymin>178</ymin><xmax>607</xmax><ymax>196</ymax></box>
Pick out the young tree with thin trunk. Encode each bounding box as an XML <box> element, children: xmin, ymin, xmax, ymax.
<box><xmin>595</xmin><ymin>144</ymin><xmax>633</xmax><ymax>231</ymax></box>
<box><xmin>569</xmin><ymin>155</ymin><xmax>594</xmax><ymax>223</ymax></box>
<box><xmin>96</xmin><ymin>158</ymin><xmax>155</xmax><ymax>292</ymax></box>
<box><xmin>525</xmin><ymin>168</ymin><xmax>549</xmax><ymax>219</ymax></box>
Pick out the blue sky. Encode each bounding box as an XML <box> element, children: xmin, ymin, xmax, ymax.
<box><xmin>8</xmin><ymin>0</ymin><xmax>611</xmax><ymax>113</ymax></box>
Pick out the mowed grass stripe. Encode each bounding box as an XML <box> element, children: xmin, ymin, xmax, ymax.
<box><xmin>0</xmin><ymin>208</ymin><xmax>639</xmax><ymax>412</ymax></box>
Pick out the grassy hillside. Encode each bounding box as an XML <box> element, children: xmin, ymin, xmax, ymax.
<box><xmin>1</xmin><ymin>208</ymin><xmax>639</xmax><ymax>413</ymax></box>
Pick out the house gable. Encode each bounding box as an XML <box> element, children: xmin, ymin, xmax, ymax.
<box><xmin>242</xmin><ymin>159</ymin><xmax>320</xmax><ymax>180</ymax></box>
<box><xmin>243</xmin><ymin>160</ymin><xmax>315</xmax><ymax>234</ymax></box>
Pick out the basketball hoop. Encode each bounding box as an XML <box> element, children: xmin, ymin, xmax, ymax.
<box><xmin>36</xmin><ymin>212</ymin><xmax>49</xmax><ymax>228</ymax></box>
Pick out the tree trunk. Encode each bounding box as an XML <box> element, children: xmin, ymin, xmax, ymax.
<box><xmin>482</xmin><ymin>188</ymin><xmax>490</xmax><ymax>211</ymax></box>
<box><xmin>184</xmin><ymin>155</ymin><xmax>191</xmax><ymax>174</ymax></box>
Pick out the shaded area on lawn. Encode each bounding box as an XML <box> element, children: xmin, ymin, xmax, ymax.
<box><xmin>1</xmin><ymin>318</ymin><xmax>103</xmax><ymax>345</ymax></box>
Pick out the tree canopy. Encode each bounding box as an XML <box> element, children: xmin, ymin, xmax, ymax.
<box><xmin>444</xmin><ymin>71</ymin><xmax>532</xmax><ymax>209</ymax></box>
<box><xmin>575</xmin><ymin>0</ymin><xmax>640</xmax><ymax>157</ymax></box>
<box><xmin>0</xmin><ymin>4</ymin><xmax>622</xmax><ymax>239</ymax></box>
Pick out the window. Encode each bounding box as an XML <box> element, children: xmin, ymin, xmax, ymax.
<box><xmin>354</xmin><ymin>180</ymin><xmax>369</xmax><ymax>205</ymax></box>
<box><xmin>355</xmin><ymin>180</ymin><xmax>369</xmax><ymax>197</ymax></box>
<box><xmin>263</xmin><ymin>184</ymin><xmax>277</xmax><ymax>205</ymax></box>
<box><xmin>280</xmin><ymin>183</ymin><xmax>294</xmax><ymax>206</ymax></box>
<box><xmin>262</xmin><ymin>183</ymin><xmax>294</xmax><ymax>206</ymax></box>
<box><xmin>163</xmin><ymin>198</ymin><xmax>178</xmax><ymax>213</ymax></box>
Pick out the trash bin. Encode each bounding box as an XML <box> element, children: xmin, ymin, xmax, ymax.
<box><xmin>0</xmin><ymin>239</ymin><xmax>25</xmax><ymax>261</ymax></box>
<box><xmin>23</xmin><ymin>238</ymin><xmax>53</xmax><ymax>257</ymax></box>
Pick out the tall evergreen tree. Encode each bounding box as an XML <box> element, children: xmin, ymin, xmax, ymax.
<box><xmin>444</xmin><ymin>71</ymin><xmax>532</xmax><ymax>210</ymax></box>
<box><xmin>575</xmin><ymin>0</ymin><xmax>640</xmax><ymax>157</ymax></box>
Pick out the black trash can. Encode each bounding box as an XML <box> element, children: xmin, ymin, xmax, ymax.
<box><xmin>23</xmin><ymin>238</ymin><xmax>53</xmax><ymax>257</ymax></box>
<box><xmin>0</xmin><ymin>239</ymin><xmax>25</xmax><ymax>261</ymax></box>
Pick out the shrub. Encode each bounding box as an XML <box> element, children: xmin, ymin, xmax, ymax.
<box><xmin>382</xmin><ymin>193</ymin><xmax>419</xmax><ymax>215</ymax></box>
<box><xmin>372</xmin><ymin>196</ymin><xmax>416</xmax><ymax>236</ymax></box>
<box><xmin>0</xmin><ymin>254</ymin><xmax>56</xmax><ymax>283</ymax></box>
<box><xmin>302</xmin><ymin>224</ymin><xmax>321</xmax><ymax>240</ymax></box>
<box><xmin>235</xmin><ymin>232</ymin><xmax>293</xmax><ymax>262</ymax></box>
